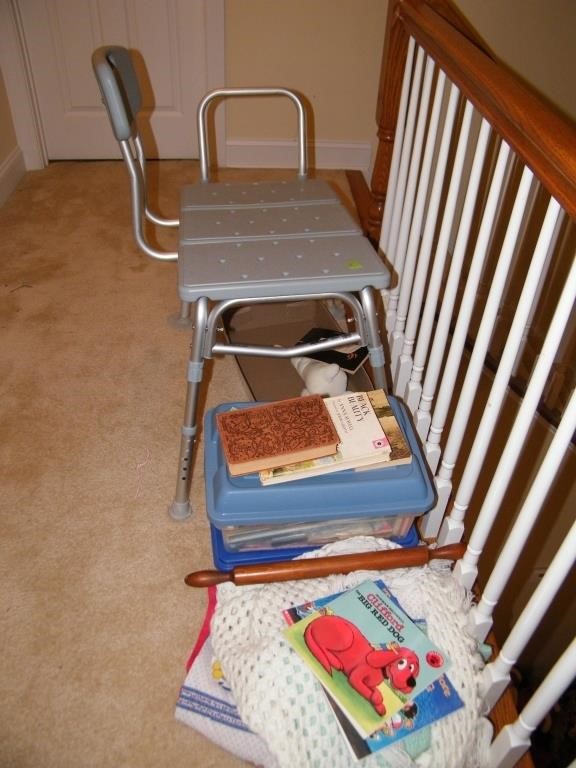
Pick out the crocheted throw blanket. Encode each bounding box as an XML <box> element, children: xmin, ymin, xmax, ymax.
<box><xmin>210</xmin><ymin>537</ymin><xmax>493</xmax><ymax>768</ymax></box>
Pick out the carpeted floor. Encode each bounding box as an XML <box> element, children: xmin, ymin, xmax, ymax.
<box><xmin>0</xmin><ymin>160</ymin><xmax>354</xmax><ymax>768</ymax></box>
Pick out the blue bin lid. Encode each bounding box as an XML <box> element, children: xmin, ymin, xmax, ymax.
<box><xmin>204</xmin><ymin>395</ymin><xmax>436</xmax><ymax>527</ymax></box>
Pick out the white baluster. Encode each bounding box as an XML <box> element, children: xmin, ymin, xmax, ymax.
<box><xmin>390</xmin><ymin>55</ymin><xmax>436</xmax><ymax>375</ymax></box>
<box><xmin>512</xmin><ymin>204</ymin><xmax>564</xmax><ymax>377</ymax></box>
<box><xmin>385</xmin><ymin>45</ymin><xmax>426</xmax><ymax>333</ymax></box>
<box><xmin>481</xmin><ymin>518</ymin><xmax>576</xmax><ymax>709</ymax></box>
<box><xmin>415</xmin><ymin>140</ymin><xmax>510</xmax><ymax>537</ymax></box>
<box><xmin>458</xmin><ymin>254</ymin><xmax>576</xmax><ymax>600</ymax></box>
<box><xmin>489</xmin><ymin>638</ymin><xmax>576</xmax><ymax>768</ymax></box>
<box><xmin>424</xmin><ymin>164</ymin><xmax>534</xmax><ymax>542</ymax></box>
<box><xmin>416</xmin><ymin>108</ymin><xmax>490</xmax><ymax>441</ymax></box>
<box><xmin>420</xmin><ymin>144</ymin><xmax>510</xmax><ymax>477</ymax></box>
<box><xmin>380</xmin><ymin>36</ymin><xmax>416</xmax><ymax>260</ymax></box>
<box><xmin>439</xmin><ymin>195</ymin><xmax>562</xmax><ymax>549</ymax></box>
<box><xmin>394</xmin><ymin>76</ymin><xmax>459</xmax><ymax>398</ymax></box>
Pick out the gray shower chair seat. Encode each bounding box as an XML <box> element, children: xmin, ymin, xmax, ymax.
<box><xmin>92</xmin><ymin>46</ymin><xmax>391</xmax><ymax>521</ymax></box>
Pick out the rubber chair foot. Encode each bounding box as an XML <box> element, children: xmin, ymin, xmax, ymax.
<box><xmin>167</xmin><ymin>312</ymin><xmax>193</xmax><ymax>330</ymax></box>
<box><xmin>169</xmin><ymin>500</ymin><xmax>192</xmax><ymax>521</ymax></box>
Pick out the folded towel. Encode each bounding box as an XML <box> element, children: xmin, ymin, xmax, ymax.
<box><xmin>175</xmin><ymin>586</ymin><xmax>276</xmax><ymax>767</ymax></box>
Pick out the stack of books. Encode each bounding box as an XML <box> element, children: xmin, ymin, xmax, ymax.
<box><xmin>283</xmin><ymin>579</ymin><xmax>464</xmax><ymax>759</ymax></box>
<box><xmin>216</xmin><ymin>389</ymin><xmax>412</xmax><ymax>485</ymax></box>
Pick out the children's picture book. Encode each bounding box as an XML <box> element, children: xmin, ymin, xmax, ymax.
<box><xmin>283</xmin><ymin>582</ymin><xmax>463</xmax><ymax>760</ymax></box>
<box><xmin>260</xmin><ymin>391</ymin><xmax>391</xmax><ymax>485</ymax></box>
<box><xmin>296</xmin><ymin>327</ymin><xmax>369</xmax><ymax>374</ymax></box>
<box><xmin>329</xmin><ymin>674</ymin><xmax>464</xmax><ymax>760</ymax></box>
<box><xmin>216</xmin><ymin>394</ymin><xmax>339</xmax><ymax>476</ymax></box>
<box><xmin>282</xmin><ymin>579</ymin><xmax>452</xmax><ymax>739</ymax></box>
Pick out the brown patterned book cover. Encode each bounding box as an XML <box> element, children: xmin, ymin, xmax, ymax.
<box><xmin>216</xmin><ymin>395</ymin><xmax>340</xmax><ymax>477</ymax></box>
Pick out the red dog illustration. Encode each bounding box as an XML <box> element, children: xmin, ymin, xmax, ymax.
<box><xmin>304</xmin><ymin>614</ymin><xmax>419</xmax><ymax>715</ymax></box>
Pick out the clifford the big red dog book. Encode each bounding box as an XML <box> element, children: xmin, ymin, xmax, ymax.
<box><xmin>283</xmin><ymin>579</ymin><xmax>451</xmax><ymax>739</ymax></box>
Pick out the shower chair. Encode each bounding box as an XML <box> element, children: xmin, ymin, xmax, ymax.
<box><xmin>92</xmin><ymin>45</ymin><xmax>390</xmax><ymax>521</ymax></box>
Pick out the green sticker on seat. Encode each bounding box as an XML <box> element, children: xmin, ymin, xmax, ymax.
<box><xmin>346</xmin><ymin>259</ymin><xmax>363</xmax><ymax>270</ymax></box>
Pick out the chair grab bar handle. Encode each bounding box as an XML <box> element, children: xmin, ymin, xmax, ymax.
<box><xmin>197</xmin><ymin>87</ymin><xmax>308</xmax><ymax>181</ymax></box>
<box><xmin>211</xmin><ymin>334</ymin><xmax>363</xmax><ymax>360</ymax></box>
<box><xmin>120</xmin><ymin>141</ymin><xmax>177</xmax><ymax>261</ymax></box>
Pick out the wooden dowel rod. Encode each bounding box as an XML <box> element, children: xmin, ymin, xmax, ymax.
<box><xmin>185</xmin><ymin>542</ymin><xmax>466</xmax><ymax>588</ymax></box>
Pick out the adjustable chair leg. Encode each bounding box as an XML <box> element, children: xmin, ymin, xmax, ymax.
<box><xmin>360</xmin><ymin>286</ymin><xmax>388</xmax><ymax>391</ymax></box>
<box><xmin>169</xmin><ymin>298</ymin><xmax>209</xmax><ymax>521</ymax></box>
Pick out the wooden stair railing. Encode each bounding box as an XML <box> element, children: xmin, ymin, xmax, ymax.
<box><xmin>349</xmin><ymin>0</ymin><xmax>576</xmax><ymax>243</ymax></box>
<box><xmin>344</xmin><ymin>3</ymin><xmax>576</xmax><ymax>766</ymax></box>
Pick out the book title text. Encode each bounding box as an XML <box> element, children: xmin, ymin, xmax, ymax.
<box><xmin>348</xmin><ymin>394</ymin><xmax>371</xmax><ymax>423</ymax></box>
<box><xmin>357</xmin><ymin>591</ymin><xmax>406</xmax><ymax>643</ymax></box>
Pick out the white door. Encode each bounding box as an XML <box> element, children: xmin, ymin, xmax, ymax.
<box><xmin>16</xmin><ymin>0</ymin><xmax>224</xmax><ymax>159</ymax></box>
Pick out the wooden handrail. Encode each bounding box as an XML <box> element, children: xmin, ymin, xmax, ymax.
<box><xmin>417</xmin><ymin>0</ymin><xmax>496</xmax><ymax>56</ymax></box>
<box><xmin>352</xmin><ymin>0</ymin><xmax>576</xmax><ymax>241</ymax></box>
<box><xmin>357</xmin><ymin>0</ymin><xmax>498</xmax><ymax>242</ymax></box>
<box><xmin>399</xmin><ymin>0</ymin><xmax>576</xmax><ymax>220</ymax></box>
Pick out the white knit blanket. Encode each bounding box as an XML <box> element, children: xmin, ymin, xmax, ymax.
<box><xmin>211</xmin><ymin>537</ymin><xmax>493</xmax><ymax>768</ymax></box>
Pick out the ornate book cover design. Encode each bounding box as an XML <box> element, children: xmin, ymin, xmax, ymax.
<box><xmin>216</xmin><ymin>395</ymin><xmax>339</xmax><ymax>476</ymax></box>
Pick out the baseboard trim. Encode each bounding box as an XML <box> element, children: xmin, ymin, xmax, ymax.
<box><xmin>0</xmin><ymin>146</ymin><xmax>26</xmax><ymax>207</ymax></box>
<box><xmin>225</xmin><ymin>139</ymin><xmax>372</xmax><ymax>174</ymax></box>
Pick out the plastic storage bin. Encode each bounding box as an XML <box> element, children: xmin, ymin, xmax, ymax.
<box><xmin>209</xmin><ymin>520</ymin><xmax>421</xmax><ymax>571</ymax></box>
<box><xmin>204</xmin><ymin>395</ymin><xmax>435</xmax><ymax>566</ymax></box>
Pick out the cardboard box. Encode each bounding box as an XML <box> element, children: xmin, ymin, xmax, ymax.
<box><xmin>223</xmin><ymin>299</ymin><xmax>374</xmax><ymax>401</ymax></box>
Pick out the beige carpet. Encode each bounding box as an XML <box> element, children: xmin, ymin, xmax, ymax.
<box><xmin>0</xmin><ymin>161</ymin><xmax>357</xmax><ymax>768</ymax></box>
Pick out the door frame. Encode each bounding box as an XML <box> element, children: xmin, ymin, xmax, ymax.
<box><xmin>0</xmin><ymin>0</ymin><xmax>225</xmax><ymax>171</ymax></box>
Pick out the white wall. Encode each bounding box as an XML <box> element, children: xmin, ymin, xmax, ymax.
<box><xmin>0</xmin><ymin>65</ymin><xmax>25</xmax><ymax>206</ymax></box>
<box><xmin>455</xmin><ymin>0</ymin><xmax>576</xmax><ymax>121</ymax></box>
<box><xmin>224</xmin><ymin>0</ymin><xmax>389</xmax><ymax>176</ymax></box>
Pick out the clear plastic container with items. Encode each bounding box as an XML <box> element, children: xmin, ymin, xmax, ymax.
<box><xmin>204</xmin><ymin>396</ymin><xmax>436</xmax><ymax>568</ymax></box>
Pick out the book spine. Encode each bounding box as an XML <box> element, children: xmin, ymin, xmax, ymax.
<box><xmin>366</xmin><ymin>390</ymin><xmax>411</xmax><ymax>464</ymax></box>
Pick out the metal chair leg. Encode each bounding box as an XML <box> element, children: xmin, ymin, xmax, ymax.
<box><xmin>169</xmin><ymin>298</ymin><xmax>209</xmax><ymax>521</ymax></box>
<box><xmin>360</xmin><ymin>287</ymin><xmax>388</xmax><ymax>391</ymax></box>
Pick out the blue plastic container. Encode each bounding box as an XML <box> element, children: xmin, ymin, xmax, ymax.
<box><xmin>209</xmin><ymin>520</ymin><xmax>421</xmax><ymax>571</ymax></box>
<box><xmin>204</xmin><ymin>395</ymin><xmax>436</xmax><ymax>566</ymax></box>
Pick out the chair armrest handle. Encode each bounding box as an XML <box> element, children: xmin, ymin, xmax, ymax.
<box><xmin>197</xmin><ymin>87</ymin><xmax>308</xmax><ymax>181</ymax></box>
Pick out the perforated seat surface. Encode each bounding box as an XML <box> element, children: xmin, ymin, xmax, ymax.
<box><xmin>180</xmin><ymin>203</ymin><xmax>362</xmax><ymax>244</ymax></box>
<box><xmin>178</xmin><ymin>233</ymin><xmax>389</xmax><ymax>301</ymax></box>
<box><xmin>93</xmin><ymin>44</ymin><xmax>391</xmax><ymax>525</ymax></box>
<box><xmin>178</xmin><ymin>179</ymin><xmax>389</xmax><ymax>301</ymax></box>
<box><xmin>180</xmin><ymin>178</ymin><xmax>342</xmax><ymax>210</ymax></box>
